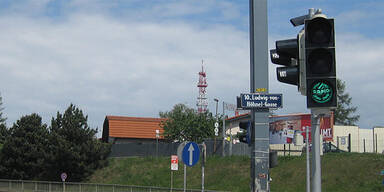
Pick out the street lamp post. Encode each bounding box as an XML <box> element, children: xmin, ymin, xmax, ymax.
<box><xmin>214</xmin><ymin>98</ymin><xmax>219</xmax><ymax>119</ymax></box>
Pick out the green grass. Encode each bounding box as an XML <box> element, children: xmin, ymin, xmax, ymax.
<box><xmin>87</xmin><ymin>153</ymin><xmax>384</xmax><ymax>192</ymax></box>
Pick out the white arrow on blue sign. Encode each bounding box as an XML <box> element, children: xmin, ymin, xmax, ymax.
<box><xmin>182</xmin><ymin>142</ymin><xmax>200</xmax><ymax>167</ymax></box>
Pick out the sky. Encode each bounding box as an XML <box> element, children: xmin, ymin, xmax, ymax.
<box><xmin>0</xmin><ymin>0</ymin><xmax>383</xmax><ymax>137</ymax></box>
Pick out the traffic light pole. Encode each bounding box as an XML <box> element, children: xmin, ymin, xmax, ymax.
<box><xmin>249</xmin><ymin>0</ymin><xmax>269</xmax><ymax>191</ymax></box>
<box><xmin>311</xmin><ymin>108</ymin><xmax>328</xmax><ymax>192</ymax></box>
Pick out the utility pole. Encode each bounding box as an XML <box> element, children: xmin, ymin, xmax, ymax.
<box><xmin>249</xmin><ymin>0</ymin><xmax>269</xmax><ymax>191</ymax></box>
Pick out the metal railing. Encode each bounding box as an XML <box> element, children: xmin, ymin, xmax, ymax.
<box><xmin>0</xmin><ymin>179</ymin><xmax>226</xmax><ymax>192</ymax></box>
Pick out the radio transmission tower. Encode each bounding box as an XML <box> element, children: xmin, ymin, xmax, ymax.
<box><xmin>197</xmin><ymin>60</ymin><xmax>208</xmax><ymax>113</ymax></box>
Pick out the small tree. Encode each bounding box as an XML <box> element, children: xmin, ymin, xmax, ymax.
<box><xmin>0</xmin><ymin>113</ymin><xmax>49</xmax><ymax>180</ymax></box>
<box><xmin>159</xmin><ymin>103</ymin><xmax>217</xmax><ymax>143</ymax></box>
<box><xmin>333</xmin><ymin>79</ymin><xmax>360</xmax><ymax>125</ymax></box>
<box><xmin>0</xmin><ymin>93</ymin><xmax>8</xmax><ymax>147</ymax></box>
<box><xmin>0</xmin><ymin>124</ymin><xmax>7</xmax><ymax>146</ymax></box>
<box><xmin>44</xmin><ymin>104</ymin><xmax>110</xmax><ymax>181</ymax></box>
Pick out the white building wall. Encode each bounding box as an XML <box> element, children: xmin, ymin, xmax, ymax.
<box><xmin>332</xmin><ymin>126</ymin><xmax>359</xmax><ymax>152</ymax></box>
<box><xmin>373</xmin><ymin>127</ymin><xmax>384</xmax><ymax>154</ymax></box>
<box><xmin>359</xmin><ymin>128</ymin><xmax>374</xmax><ymax>153</ymax></box>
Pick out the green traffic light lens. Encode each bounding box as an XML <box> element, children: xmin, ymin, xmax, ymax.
<box><xmin>311</xmin><ymin>81</ymin><xmax>333</xmax><ymax>103</ymax></box>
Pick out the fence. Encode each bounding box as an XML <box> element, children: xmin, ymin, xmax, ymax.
<box><xmin>109</xmin><ymin>140</ymin><xmax>252</xmax><ymax>157</ymax></box>
<box><xmin>109</xmin><ymin>140</ymin><xmax>307</xmax><ymax>158</ymax></box>
<box><xmin>0</xmin><ymin>179</ymin><xmax>225</xmax><ymax>192</ymax></box>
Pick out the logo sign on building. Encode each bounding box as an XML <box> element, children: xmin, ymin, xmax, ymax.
<box><xmin>182</xmin><ymin>142</ymin><xmax>200</xmax><ymax>167</ymax></box>
<box><xmin>171</xmin><ymin>155</ymin><xmax>178</xmax><ymax>171</ymax></box>
<box><xmin>240</xmin><ymin>93</ymin><xmax>282</xmax><ymax>109</ymax></box>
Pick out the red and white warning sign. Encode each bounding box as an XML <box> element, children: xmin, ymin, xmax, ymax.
<box><xmin>171</xmin><ymin>155</ymin><xmax>178</xmax><ymax>171</ymax></box>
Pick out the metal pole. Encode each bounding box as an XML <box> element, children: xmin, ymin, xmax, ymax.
<box><xmin>373</xmin><ymin>129</ymin><xmax>375</xmax><ymax>153</ymax></box>
<box><xmin>156</xmin><ymin>138</ymin><xmax>158</xmax><ymax>157</ymax></box>
<box><xmin>336</xmin><ymin>136</ymin><xmax>339</xmax><ymax>149</ymax></box>
<box><xmin>289</xmin><ymin>144</ymin><xmax>291</xmax><ymax>156</ymax></box>
<box><xmin>249</xmin><ymin>0</ymin><xmax>269</xmax><ymax>191</ymax></box>
<box><xmin>171</xmin><ymin>171</ymin><xmax>173</xmax><ymax>192</ymax></box>
<box><xmin>348</xmin><ymin>134</ymin><xmax>351</xmax><ymax>152</ymax></box>
<box><xmin>310</xmin><ymin>110</ymin><xmax>323</xmax><ymax>192</ymax></box>
<box><xmin>156</xmin><ymin>130</ymin><xmax>159</xmax><ymax>157</ymax></box>
<box><xmin>222</xmin><ymin>101</ymin><xmax>226</xmax><ymax>156</ymax></box>
<box><xmin>376</xmin><ymin>134</ymin><xmax>378</xmax><ymax>153</ymax></box>
<box><xmin>229</xmin><ymin>125</ymin><xmax>233</xmax><ymax>156</ymax></box>
<box><xmin>306</xmin><ymin>126</ymin><xmax>310</xmax><ymax>192</ymax></box>
<box><xmin>214</xmin><ymin>98</ymin><xmax>219</xmax><ymax>153</ymax></box>
<box><xmin>184</xmin><ymin>164</ymin><xmax>186</xmax><ymax>192</ymax></box>
<box><xmin>202</xmin><ymin>142</ymin><xmax>205</xmax><ymax>192</ymax></box>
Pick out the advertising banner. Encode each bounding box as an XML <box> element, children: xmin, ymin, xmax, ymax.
<box><xmin>269</xmin><ymin>113</ymin><xmax>333</xmax><ymax>144</ymax></box>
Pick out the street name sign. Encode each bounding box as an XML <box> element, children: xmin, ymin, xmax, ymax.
<box><xmin>240</xmin><ymin>93</ymin><xmax>282</xmax><ymax>109</ymax></box>
<box><xmin>182</xmin><ymin>142</ymin><xmax>200</xmax><ymax>167</ymax></box>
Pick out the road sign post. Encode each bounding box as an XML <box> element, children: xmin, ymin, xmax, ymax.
<box><xmin>249</xmin><ymin>0</ymin><xmax>269</xmax><ymax>191</ymax></box>
<box><xmin>170</xmin><ymin>155</ymin><xmax>178</xmax><ymax>192</ymax></box>
<box><xmin>61</xmin><ymin>173</ymin><xmax>67</xmax><ymax>192</ymax></box>
<box><xmin>180</xmin><ymin>142</ymin><xmax>200</xmax><ymax>192</ymax></box>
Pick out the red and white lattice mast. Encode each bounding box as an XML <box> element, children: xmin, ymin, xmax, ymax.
<box><xmin>197</xmin><ymin>61</ymin><xmax>208</xmax><ymax>113</ymax></box>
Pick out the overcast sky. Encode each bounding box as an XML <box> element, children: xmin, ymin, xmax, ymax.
<box><xmin>0</xmin><ymin>0</ymin><xmax>383</xmax><ymax>136</ymax></box>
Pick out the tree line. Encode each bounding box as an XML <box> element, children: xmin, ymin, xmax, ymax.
<box><xmin>0</xmin><ymin>98</ymin><xmax>110</xmax><ymax>182</ymax></box>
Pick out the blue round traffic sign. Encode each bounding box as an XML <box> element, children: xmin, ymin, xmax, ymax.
<box><xmin>182</xmin><ymin>142</ymin><xmax>200</xmax><ymax>167</ymax></box>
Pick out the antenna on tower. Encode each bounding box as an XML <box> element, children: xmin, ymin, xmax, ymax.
<box><xmin>197</xmin><ymin>60</ymin><xmax>208</xmax><ymax>113</ymax></box>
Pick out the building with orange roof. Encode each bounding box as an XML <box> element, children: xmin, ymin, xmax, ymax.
<box><xmin>102</xmin><ymin>116</ymin><xmax>167</xmax><ymax>144</ymax></box>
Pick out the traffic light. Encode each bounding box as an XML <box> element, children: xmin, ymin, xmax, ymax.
<box><xmin>270</xmin><ymin>24</ymin><xmax>306</xmax><ymax>94</ymax></box>
<box><xmin>237</xmin><ymin>121</ymin><xmax>251</xmax><ymax>145</ymax></box>
<box><xmin>305</xmin><ymin>15</ymin><xmax>337</xmax><ymax>108</ymax></box>
<box><xmin>270</xmin><ymin>38</ymin><xmax>299</xmax><ymax>86</ymax></box>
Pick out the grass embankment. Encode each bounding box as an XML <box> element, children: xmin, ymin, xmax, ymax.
<box><xmin>87</xmin><ymin>153</ymin><xmax>384</xmax><ymax>192</ymax></box>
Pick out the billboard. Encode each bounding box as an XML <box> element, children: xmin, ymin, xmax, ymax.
<box><xmin>269</xmin><ymin>113</ymin><xmax>333</xmax><ymax>144</ymax></box>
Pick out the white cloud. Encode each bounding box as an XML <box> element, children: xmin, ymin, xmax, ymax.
<box><xmin>0</xmin><ymin>12</ymin><xmax>249</xmax><ymax>133</ymax></box>
<box><xmin>0</xmin><ymin>0</ymin><xmax>382</xmax><ymax>136</ymax></box>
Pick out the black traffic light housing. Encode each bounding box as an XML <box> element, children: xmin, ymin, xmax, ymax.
<box><xmin>270</xmin><ymin>38</ymin><xmax>299</xmax><ymax>86</ymax></box>
<box><xmin>305</xmin><ymin>16</ymin><xmax>337</xmax><ymax>108</ymax></box>
<box><xmin>270</xmin><ymin>21</ymin><xmax>307</xmax><ymax>95</ymax></box>
<box><xmin>238</xmin><ymin>121</ymin><xmax>251</xmax><ymax>146</ymax></box>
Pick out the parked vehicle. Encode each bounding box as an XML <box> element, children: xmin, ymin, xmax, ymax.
<box><xmin>301</xmin><ymin>142</ymin><xmax>347</xmax><ymax>153</ymax></box>
<box><xmin>323</xmin><ymin>142</ymin><xmax>347</xmax><ymax>153</ymax></box>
